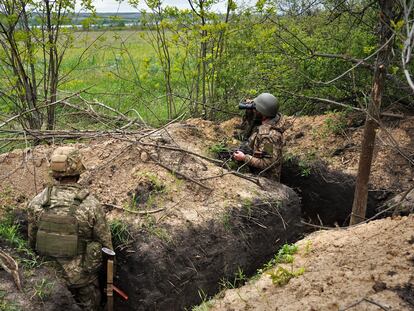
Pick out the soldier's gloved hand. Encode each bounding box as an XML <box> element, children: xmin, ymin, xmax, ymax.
<box><xmin>233</xmin><ymin>150</ymin><xmax>246</xmax><ymax>161</ymax></box>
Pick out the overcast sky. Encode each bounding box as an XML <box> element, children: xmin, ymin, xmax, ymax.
<box><xmin>88</xmin><ymin>0</ymin><xmax>254</xmax><ymax>13</ymax></box>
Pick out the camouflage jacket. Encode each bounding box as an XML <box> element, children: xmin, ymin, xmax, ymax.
<box><xmin>244</xmin><ymin>115</ymin><xmax>284</xmax><ymax>181</ymax></box>
<box><xmin>27</xmin><ymin>183</ymin><xmax>113</xmax><ymax>288</ymax></box>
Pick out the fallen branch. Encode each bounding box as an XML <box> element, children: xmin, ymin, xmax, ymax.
<box><xmin>148</xmin><ymin>153</ymin><xmax>212</xmax><ymax>191</ymax></box>
<box><xmin>0</xmin><ymin>87</ymin><xmax>92</xmax><ymax>129</ymax></box>
<box><xmin>104</xmin><ymin>203</ymin><xmax>165</xmax><ymax>215</ymax></box>
<box><xmin>0</xmin><ymin>249</ymin><xmax>22</xmax><ymax>291</ymax></box>
<box><xmin>140</xmin><ymin>142</ymin><xmax>223</xmax><ymax>165</ymax></box>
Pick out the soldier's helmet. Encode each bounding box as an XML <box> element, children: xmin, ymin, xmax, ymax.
<box><xmin>49</xmin><ymin>146</ymin><xmax>85</xmax><ymax>178</ymax></box>
<box><xmin>253</xmin><ymin>93</ymin><xmax>278</xmax><ymax>117</ymax></box>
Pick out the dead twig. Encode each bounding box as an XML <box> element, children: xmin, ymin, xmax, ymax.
<box><xmin>150</xmin><ymin>156</ymin><xmax>212</xmax><ymax>191</ymax></box>
<box><xmin>104</xmin><ymin>203</ymin><xmax>165</xmax><ymax>215</ymax></box>
<box><xmin>0</xmin><ymin>87</ymin><xmax>92</xmax><ymax>129</ymax></box>
<box><xmin>0</xmin><ymin>249</ymin><xmax>22</xmax><ymax>291</ymax></box>
<box><xmin>339</xmin><ymin>297</ymin><xmax>390</xmax><ymax>311</ymax></box>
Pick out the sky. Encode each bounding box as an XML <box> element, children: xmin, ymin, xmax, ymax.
<box><xmin>87</xmin><ymin>0</ymin><xmax>254</xmax><ymax>13</ymax></box>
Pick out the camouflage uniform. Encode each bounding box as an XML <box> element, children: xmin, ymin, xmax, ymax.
<box><xmin>243</xmin><ymin>115</ymin><xmax>284</xmax><ymax>181</ymax></box>
<box><xmin>27</xmin><ymin>147</ymin><xmax>112</xmax><ymax>311</ymax></box>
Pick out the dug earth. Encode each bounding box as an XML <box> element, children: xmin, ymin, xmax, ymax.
<box><xmin>0</xmin><ymin>114</ymin><xmax>412</xmax><ymax>310</ymax></box>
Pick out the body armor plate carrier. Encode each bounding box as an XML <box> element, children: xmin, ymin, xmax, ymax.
<box><xmin>35</xmin><ymin>187</ymin><xmax>88</xmax><ymax>258</ymax></box>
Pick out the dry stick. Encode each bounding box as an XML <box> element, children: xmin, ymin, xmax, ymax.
<box><xmin>62</xmin><ymin>101</ymin><xmax>135</xmax><ymax>125</ymax></box>
<box><xmin>280</xmin><ymin>90</ymin><xmax>363</xmax><ymax>112</ymax></box>
<box><xmin>321</xmin><ymin>34</ymin><xmax>395</xmax><ymax>85</ymax></box>
<box><xmin>77</xmin><ymin>95</ymin><xmax>147</xmax><ymax>127</ymax></box>
<box><xmin>0</xmin><ymin>129</ymin><xmax>146</xmax><ymax>142</ymax></box>
<box><xmin>339</xmin><ymin>298</ymin><xmax>390</xmax><ymax>311</ymax></box>
<box><xmin>0</xmin><ymin>87</ymin><xmax>92</xmax><ymax>129</ymax></box>
<box><xmin>135</xmin><ymin>113</ymin><xmax>186</xmax><ymax>142</ymax></box>
<box><xmin>139</xmin><ymin>142</ymin><xmax>223</xmax><ymax>165</ymax></box>
<box><xmin>150</xmin><ymin>156</ymin><xmax>212</xmax><ymax>191</ymax></box>
<box><xmin>301</xmin><ymin>185</ymin><xmax>414</xmax><ymax>230</ymax></box>
<box><xmin>104</xmin><ymin>203</ymin><xmax>164</xmax><ymax>215</ymax></box>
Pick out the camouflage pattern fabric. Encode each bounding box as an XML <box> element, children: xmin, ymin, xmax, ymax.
<box><xmin>244</xmin><ymin>115</ymin><xmax>284</xmax><ymax>181</ymax></box>
<box><xmin>27</xmin><ymin>183</ymin><xmax>112</xmax><ymax>309</ymax></box>
<box><xmin>50</xmin><ymin>146</ymin><xmax>85</xmax><ymax>178</ymax></box>
<box><xmin>70</xmin><ymin>279</ymin><xmax>101</xmax><ymax>311</ymax></box>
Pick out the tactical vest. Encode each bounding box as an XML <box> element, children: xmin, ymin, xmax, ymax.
<box><xmin>35</xmin><ymin>186</ymin><xmax>90</xmax><ymax>258</ymax></box>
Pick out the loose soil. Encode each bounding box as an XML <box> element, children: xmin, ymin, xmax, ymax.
<box><xmin>0</xmin><ymin>113</ymin><xmax>413</xmax><ymax>310</ymax></box>
<box><xmin>0</xmin><ymin>119</ymin><xmax>301</xmax><ymax>310</ymax></box>
<box><xmin>208</xmin><ymin>215</ymin><xmax>414</xmax><ymax>311</ymax></box>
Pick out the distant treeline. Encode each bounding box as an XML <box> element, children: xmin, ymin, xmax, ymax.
<box><xmin>29</xmin><ymin>12</ymin><xmax>142</xmax><ymax>27</ymax></box>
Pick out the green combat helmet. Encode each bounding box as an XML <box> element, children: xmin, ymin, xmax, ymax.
<box><xmin>49</xmin><ymin>146</ymin><xmax>85</xmax><ymax>178</ymax></box>
<box><xmin>253</xmin><ymin>93</ymin><xmax>278</xmax><ymax>117</ymax></box>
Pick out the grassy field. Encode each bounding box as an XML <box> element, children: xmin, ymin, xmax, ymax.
<box><xmin>59</xmin><ymin>30</ymin><xmax>187</xmax><ymax>126</ymax></box>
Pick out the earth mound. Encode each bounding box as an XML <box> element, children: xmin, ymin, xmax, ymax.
<box><xmin>0</xmin><ymin>113</ymin><xmax>412</xmax><ymax>310</ymax></box>
<box><xmin>0</xmin><ymin>119</ymin><xmax>301</xmax><ymax>310</ymax></box>
<box><xmin>208</xmin><ymin>215</ymin><xmax>414</xmax><ymax>311</ymax></box>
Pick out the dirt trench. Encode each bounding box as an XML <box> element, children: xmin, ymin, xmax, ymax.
<box><xmin>112</xmin><ymin>161</ymin><xmax>391</xmax><ymax>310</ymax></box>
<box><xmin>114</xmin><ymin>187</ymin><xmax>301</xmax><ymax>311</ymax></box>
<box><xmin>281</xmin><ymin>158</ymin><xmax>391</xmax><ymax>227</ymax></box>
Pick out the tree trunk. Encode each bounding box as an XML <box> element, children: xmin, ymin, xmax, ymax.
<box><xmin>350</xmin><ymin>0</ymin><xmax>396</xmax><ymax>225</ymax></box>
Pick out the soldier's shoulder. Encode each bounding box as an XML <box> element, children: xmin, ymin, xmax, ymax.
<box><xmin>28</xmin><ymin>187</ymin><xmax>50</xmax><ymax>209</ymax></box>
<box><xmin>79</xmin><ymin>192</ymin><xmax>101</xmax><ymax>210</ymax></box>
<box><xmin>257</xmin><ymin>123</ymin><xmax>272</xmax><ymax>136</ymax></box>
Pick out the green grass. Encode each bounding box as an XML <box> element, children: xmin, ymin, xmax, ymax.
<box><xmin>31</xmin><ymin>279</ymin><xmax>54</xmax><ymax>301</ymax></box>
<box><xmin>267</xmin><ymin>266</ymin><xmax>305</xmax><ymax>286</ymax></box>
<box><xmin>259</xmin><ymin>243</ymin><xmax>305</xmax><ymax>286</ymax></box>
<box><xmin>59</xmin><ymin>30</ymin><xmax>187</xmax><ymax>127</ymax></box>
<box><xmin>0</xmin><ymin>290</ymin><xmax>20</xmax><ymax>311</ymax></box>
<box><xmin>192</xmin><ymin>289</ymin><xmax>213</xmax><ymax>311</ymax></box>
<box><xmin>110</xmin><ymin>219</ymin><xmax>134</xmax><ymax>249</ymax></box>
<box><xmin>0</xmin><ymin>215</ymin><xmax>40</xmax><ymax>269</ymax></box>
<box><xmin>256</xmin><ymin>243</ymin><xmax>299</xmax><ymax>274</ymax></box>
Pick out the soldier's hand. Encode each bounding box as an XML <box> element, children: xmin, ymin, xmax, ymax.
<box><xmin>233</xmin><ymin>150</ymin><xmax>246</xmax><ymax>161</ymax></box>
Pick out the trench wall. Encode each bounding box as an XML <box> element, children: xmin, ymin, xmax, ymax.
<box><xmin>115</xmin><ymin>186</ymin><xmax>302</xmax><ymax>310</ymax></box>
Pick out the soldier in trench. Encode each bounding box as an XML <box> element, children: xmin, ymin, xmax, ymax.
<box><xmin>233</xmin><ymin>93</ymin><xmax>284</xmax><ymax>181</ymax></box>
<box><xmin>27</xmin><ymin>146</ymin><xmax>113</xmax><ymax>311</ymax></box>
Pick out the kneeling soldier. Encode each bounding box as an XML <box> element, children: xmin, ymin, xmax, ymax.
<box><xmin>27</xmin><ymin>146</ymin><xmax>113</xmax><ymax>311</ymax></box>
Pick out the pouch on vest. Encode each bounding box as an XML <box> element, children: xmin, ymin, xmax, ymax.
<box><xmin>36</xmin><ymin>213</ymin><xmax>79</xmax><ymax>258</ymax></box>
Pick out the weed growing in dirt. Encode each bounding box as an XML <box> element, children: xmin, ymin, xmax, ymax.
<box><xmin>241</xmin><ymin>198</ymin><xmax>253</xmax><ymax>218</ymax></box>
<box><xmin>275</xmin><ymin>243</ymin><xmax>299</xmax><ymax>264</ymax></box>
<box><xmin>130</xmin><ymin>171</ymin><xmax>167</xmax><ymax>209</ymax></box>
<box><xmin>0</xmin><ymin>187</ymin><xmax>19</xmax><ymax>220</ymax></box>
<box><xmin>192</xmin><ymin>289</ymin><xmax>213</xmax><ymax>311</ymax></box>
<box><xmin>283</xmin><ymin>152</ymin><xmax>315</xmax><ymax>177</ymax></box>
<box><xmin>267</xmin><ymin>266</ymin><xmax>305</xmax><ymax>286</ymax></box>
<box><xmin>321</xmin><ymin>110</ymin><xmax>348</xmax><ymax>137</ymax></box>
<box><xmin>298</xmin><ymin>160</ymin><xmax>312</xmax><ymax>177</ymax></box>
<box><xmin>254</xmin><ymin>243</ymin><xmax>305</xmax><ymax>286</ymax></box>
<box><xmin>31</xmin><ymin>278</ymin><xmax>54</xmax><ymax>301</ymax></box>
<box><xmin>142</xmin><ymin>215</ymin><xmax>172</xmax><ymax>243</ymax></box>
<box><xmin>304</xmin><ymin>240</ymin><xmax>312</xmax><ymax>256</ymax></box>
<box><xmin>220</xmin><ymin>210</ymin><xmax>232</xmax><ymax>231</ymax></box>
<box><xmin>0</xmin><ymin>215</ymin><xmax>39</xmax><ymax>268</ymax></box>
<box><xmin>208</xmin><ymin>142</ymin><xmax>230</xmax><ymax>155</ymax></box>
<box><xmin>256</xmin><ymin>243</ymin><xmax>299</xmax><ymax>274</ymax></box>
<box><xmin>135</xmin><ymin>172</ymin><xmax>165</xmax><ymax>192</ymax></box>
<box><xmin>0</xmin><ymin>290</ymin><xmax>19</xmax><ymax>311</ymax></box>
<box><xmin>219</xmin><ymin>267</ymin><xmax>247</xmax><ymax>289</ymax></box>
<box><xmin>110</xmin><ymin>219</ymin><xmax>134</xmax><ymax>249</ymax></box>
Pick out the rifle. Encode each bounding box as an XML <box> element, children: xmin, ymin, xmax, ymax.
<box><xmin>102</xmin><ymin>247</ymin><xmax>128</xmax><ymax>311</ymax></box>
<box><xmin>215</xmin><ymin>142</ymin><xmax>252</xmax><ymax>161</ymax></box>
